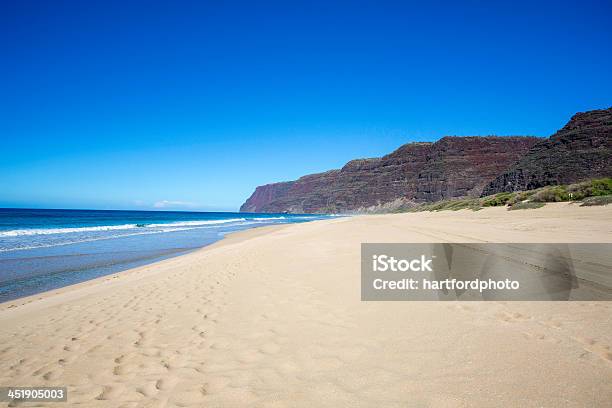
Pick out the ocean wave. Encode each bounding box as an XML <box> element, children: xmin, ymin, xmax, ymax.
<box><xmin>0</xmin><ymin>224</ymin><xmax>140</xmax><ymax>237</ymax></box>
<box><xmin>147</xmin><ymin>218</ymin><xmax>246</xmax><ymax>227</ymax></box>
<box><xmin>0</xmin><ymin>218</ymin><xmax>254</xmax><ymax>237</ymax></box>
<box><xmin>0</xmin><ymin>226</ymin><xmax>200</xmax><ymax>252</ymax></box>
<box><xmin>0</xmin><ymin>215</ymin><xmax>331</xmax><ymax>252</ymax></box>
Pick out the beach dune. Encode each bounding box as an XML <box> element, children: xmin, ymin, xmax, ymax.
<box><xmin>1</xmin><ymin>203</ymin><xmax>611</xmax><ymax>407</ymax></box>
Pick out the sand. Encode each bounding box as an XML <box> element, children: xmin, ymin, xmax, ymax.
<box><xmin>1</xmin><ymin>203</ymin><xmax>611</xmax><ymax>407</ymax></box>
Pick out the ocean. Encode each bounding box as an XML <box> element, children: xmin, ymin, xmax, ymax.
<box><xmin>0</xmin><ymin>208</ymin><xmax>332</xmax><ymax>303</ymax></box>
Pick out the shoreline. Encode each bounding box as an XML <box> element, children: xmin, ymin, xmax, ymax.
<box><xmin>0</xmin><ymin>223</ymin><xmax>292</xmax><ymax>314</ymax></box>
<box><xmin>1</xmin><ymin>203</ymin><xmax>611</xmax><ymax>407</ymax></box>
<box><xmin>3</xmin><ymin>202</ymin><xmax>611</xmax><ymax>312</ymax></box>
<box><xmin>0</xmin><ymin>211</ymin><xmax>331</xmax><ymax>304</ymax></box>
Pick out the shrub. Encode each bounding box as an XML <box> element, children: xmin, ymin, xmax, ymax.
<box><xmin>407</xmin><ymin>198</ymin><xmax>482</xmax><ymax>212</ymax></box>
<box><xmin>530</xmin><ymin>186</ymin><xmax>570</xmax><ymax>202</ymax></box>
<box><xmin>507</xmin><ymin>191</ymin><xmax>533</xmax><ymax>206</ymax></box>
<box><xmin>580</xmin><ymin>195</ymin><xmax>612</xmax><ymax>207</ymax></box>
<box><xmin>567</xmin><ymin>178</ymin><xmax>612</xmax><ymax>200</ymax></box>
<box><xmin>399</xmin><ymin>178</ymin><xmax>612</xmax><ymax>213</ymax></box>
<box><xmin>508</xmin><ymin>202</ymin><xmax>545</xmax><ymax>210</ymax></box>
<box><xmin>443</xmin><ymin>199</ymin><xmax>480</xmax><ymax>211</ymax></box>
<box><xmin>482</xmin><ymin>192</ymin><xmax>516</xmax><ymax>207</ymax></box>
<box><xmin>591</xmin><ymin>178</ymin><xmax>612</xmax><ymax>195</ymax></box>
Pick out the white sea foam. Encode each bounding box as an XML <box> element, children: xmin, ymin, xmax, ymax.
<box><xmin>0</xmin><ymin>218</ymin><xmax>253</xmax><ymax>238</ymax></box>
<box><xmin>0</xmin><ymin>215</ymin><xmax>329</xmax><ymax>252</ymax></box>
<box><xmin>0</xmin><ymin>227</ymin><xmax>199</xmax><ymax>252</ymax></box>
<box><xmin>147</xmin><ymin>218</ymin><xmax>246</xmax><ymax>228</ymax></box>
<box><xmin>0</xmin><ymin>224</ymin><xmax>140</xmax><ymax>237</ymax></box>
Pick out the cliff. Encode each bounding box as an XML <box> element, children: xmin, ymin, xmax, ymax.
<box><xmin>239</xmin><ymin>181</ymin><xmax>294</xmax><ymax>213</ymax></box>
<box><xmin>240</xmin><ymin>136</ymin><xmax>540</xmax><ymax>213</ymax></box>
<box><xmin>482</xmin><ymin>108</ymin><xmax>612</xmax><ymax>196</ymax></box>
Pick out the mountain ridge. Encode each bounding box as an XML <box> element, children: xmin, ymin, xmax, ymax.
<box><xmin>482</xmin><ymin>108</ymin><xmax>612</xmax><ymax>195</ymax></box>
<box><xmin>241</xmin><ymin>136</ymin><xmax>540</xmax><ymax>213</ymax></box>
<box><xmin>241</xmin><ymin>108</ymin><xmax>612</xmax><ymax>214</ymax></box>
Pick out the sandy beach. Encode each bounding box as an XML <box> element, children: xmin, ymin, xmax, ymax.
<box><xmin>1</xmin><ymin>203</ymin><xmax>611</xmax><ymax>407</ymax></box>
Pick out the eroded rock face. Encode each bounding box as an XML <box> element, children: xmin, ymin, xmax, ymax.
<box><xmin>482</xmin><ymin>108</ymin><xmax>612</xmax><ymax>196</ymax></box>
<box><xmin>240</xmin><ymin>136</ymin><xmax>540</xmax><ymax>213</ymax></box>
<box><xmin>414</xmin><ymin>136</ymin><xmax>539</xmax><ymax>202</ymax></box>
<box><xmin>239</xmin><ymin>181</ymin><xmax>295</xmax><ymax>213</ymax></box>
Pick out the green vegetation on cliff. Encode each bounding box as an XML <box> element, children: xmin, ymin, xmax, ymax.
<box><xmin>401</xmin><ymin>178</ymin><xmax>612</xmax><ymax>213</ymax></box>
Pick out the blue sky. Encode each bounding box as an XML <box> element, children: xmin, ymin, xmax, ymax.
<box><xmin>1</xmin><ymin>0</ymin><xmax>611</xmax><ymax>211</ymax></box>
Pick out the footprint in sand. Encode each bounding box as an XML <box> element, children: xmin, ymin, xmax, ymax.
<box><xmin>42</xmin><ymin>370</ymin><xmax>62</xmax><ymax>380</ymax></box>
<box><xmin>543</xmin><ymin>319</ymin><xmax>564</xmax><ymax>329</ymax></box>
<box><xmin>521</xmin><ymin>331</ymin><xmax>561</xmax><ymax>344</ymax></box>
<box><xmin>204</xmin><ymin>376</ymin><xmax>231</xmax><ymax>393</ymax></box>
<box><xmin>259</xmin><ymin>342</ymin><xmax>281</xmax><ymax>355</ymax></box>
<box><xmin>96</xmin><ymin>385</ymin><xmax>123</xmax><ymax>400</ymax></box>
<box><xmin>155</xmin><ymin>376</ymin><xmax>179</xmax><ymax>391</ymax></box>
<box><xmin>136</xmin><ymin>381</ymin><xmax>159</xmax><ymax>397</ymax></box>
<box><xmin>575</xmin><ymin>337</ymin><xmax>612</xmax><ymax>363</ymax></box>
<box><xmin>496</xmin><ymin>311</ymin><xmax>531</xmax><ymax>323</ymax></box>
<box><xmin>447</xmin><ymin>304</ymin><xmax>476</xmax><ymax>312</ymax></box>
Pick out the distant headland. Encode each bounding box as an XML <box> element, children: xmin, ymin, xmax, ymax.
<box><xmin>241</xmin><ymin>108</ymin><xmax>612</xmax><ymax>213</ymax></box>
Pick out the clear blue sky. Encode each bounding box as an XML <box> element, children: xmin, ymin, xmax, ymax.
<box><xmin>2</xmin><ymin>0</ymin><xmax>611</xmax><ymax>211</ymax></box>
